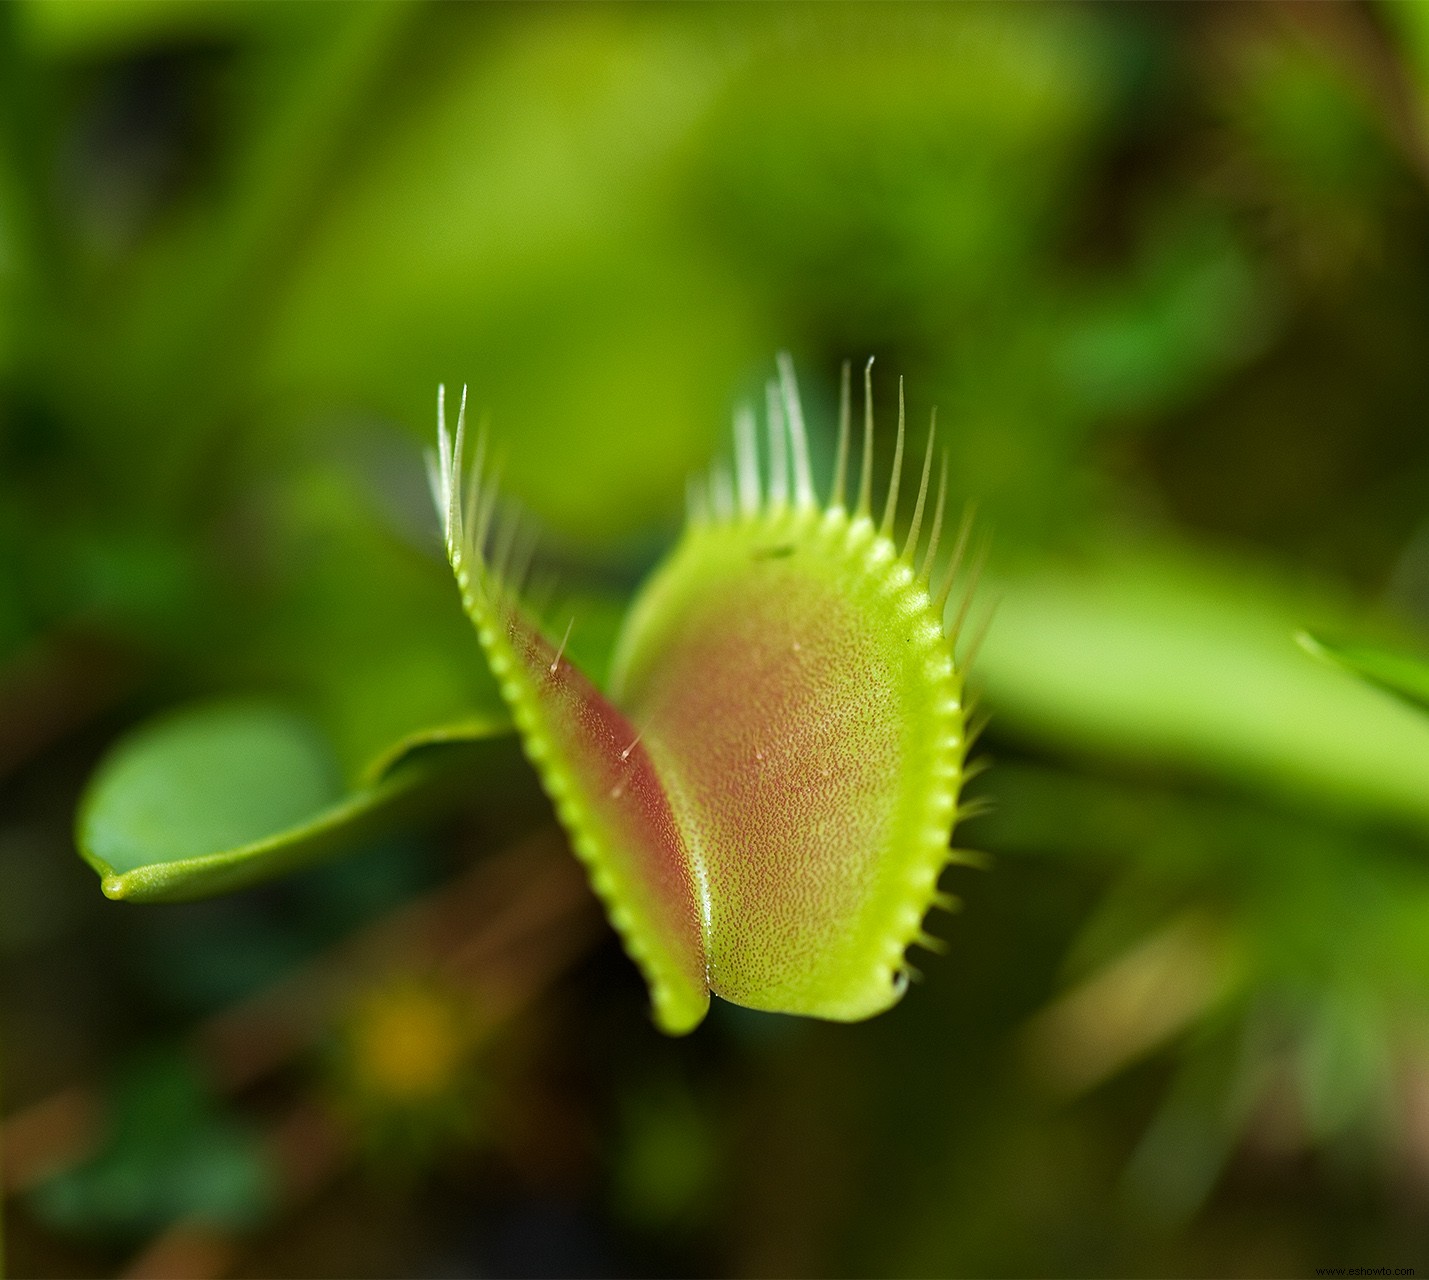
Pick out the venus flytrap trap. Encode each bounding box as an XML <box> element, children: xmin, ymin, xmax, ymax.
<box><xmin>75</xmin><ymin>356</ymin><xmax>987</xmax><ymax>1033</ymax></box>
<box><xmin>428</xmin><ymin>356</ymin><xmax>983</xmax><ymax>1033</ymax></box>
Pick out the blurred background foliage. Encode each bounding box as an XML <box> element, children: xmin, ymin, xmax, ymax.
<box><xmin>6</xmin><ymin>0</ymin><xmax>1429</xmax><ymax>1275</ymax></box>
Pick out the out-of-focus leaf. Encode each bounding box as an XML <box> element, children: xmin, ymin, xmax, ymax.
<box><xmin>40</xmin><ymin>2</ymin><xmax>410</xmax><ymax>517</ymax></box>
<box><xmin>975</xmin><ymin>547</ymin><xmax>1429</xmax><ymax>834</ymax></box>
<box><xmin>14</xmin><ymin>0</ymin><xmax>265</xmax><ymax>58</ymax></box>
<box><xmin>1120</xmin><ymin>1027</ymin><xmax>1259</xmax><ymax>1227</ymax></box>
<box><xmin>1220</xmin><ymin>30</ymin><xmax>1398</xmax><ymax>268</ymax></box>
<box><xmin>236</xmin><ymin>456</ymin><xmax>516</xmax><ymax>783</ymax></box>
<box><xmin>1021</xmin><ymin>912</ymin><xmax>1240</xmax><ymax>1099</ymax></box>
<box><xmin>1054</xmin><ymin>215</ymin><xmax>1274</xmax><ymax>421</ymax></box>
<box><xmin>261</xmin><ymin>8</ymin><xmax>768</xmax><ymax>544</ymax></box>
<box><xmin>1296</xmin><ymin>631</ymin><xmax>1429</xmax><ymax>714</ymax></box>
<box><xmin>76</xmin><ymin>700</ymin><xmax>510</xmax><ymax>903</ymax></box>
<box><xmin>27</xmin><ymin>1052</ymin><xmax>274</xmax><ymax>1240</ymax></box>
<box><xmin>695</xmin><ymin>3</ymin><xmax>1115</xmax><ymax>321</ymax></box>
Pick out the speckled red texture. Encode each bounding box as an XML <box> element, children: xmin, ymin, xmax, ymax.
<box><xmin>501</xmin><ymin>606</ymin><xmax>709</xmax><ymax>1008</ymax></box>
<box><xmin>611</xmin><ymin>511</ymin><xmax>962</xmax><ymax>1020</ymax></box>
<box><xmin>623</xmin><ymin>552</ymin><xmax>906</xmax><ymax>1006</ymax></box>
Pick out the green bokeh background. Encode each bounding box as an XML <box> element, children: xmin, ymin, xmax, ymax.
<box><xmin>7</xmin><ymin>1</ymin><xmax>1429</xmax><ymax>1274</ymax></box>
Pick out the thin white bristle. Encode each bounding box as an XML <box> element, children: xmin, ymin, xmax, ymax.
<box><xmin>958</xmin><ymin>593</ymin><xmax>999</xmax><ymax>672</ymax></box>
<box><xmin>436</xmin><ymin>384</ymin><xmax>453</xmax><ymax>538</ymax></box>
<box><xmin>934</xmin><ymin>502</ymin><xmax>976</xmax><ymax>614</ymax></box>
<box><xmin>776</xmin><ymin>352</ymin><xmax>815</xmax><ymax>510</ymax></box>
<box><xmin>448</xmin><ymin>384</ymin><xmax>468</xmax><ymax>547</ymax></box>
<box><xmin>949</xmin><ymin>539</ymin><xmax>988</xmax><ymax>640</ymax></box>
<box><xmin>766</xmin><ymin>379</ymin><xmax>788</xmax><ymax>508</ymax></box>
<box><xmin>880</xmin><ymin>377</ymin><xmax>905</xmax><ymax>538</ymax></box>
<box><xmin>735</xmin><ymin>405</ymin><xmax>760</xmax><ymax>515</ymax></box>
<box><xmin>550</xmin><ymin>615</ymin><xmax>575</xmax><ymax>674</ymax></box>
<box><xmin>919</xmin><ymin>453</ymin><xmax>948</xmax><ymax>581</ymax></box>
<box><xmin>500</xmin><ymin>515</ymin><xmax>535</xmax><ymax>598</ymax></box>
<box><xmin>462</xmin><ymin>419</ymin><xmax>488</xmax><ymax>545</ymax></box>
<box><xmin>471</xmin><ymin>463</ymin><xmax>504</xmax><ymax>566</ymax></box>
<box><xmin>490</xmin><ymin>507</ymin><xmax>521</xmax><ymax>589</ymax></box>
<box><xmin>857</xmin><ymin>357</ymin><xmax>875</xmax><ymax>518</ymax></box>
<box><xmin>902</xmin><ymin>409</ymin><xmax>936</xmax><ymax>562</ymax></box>
<box><xmin>831</xmin><ymin>360</ymin><xmax>851</xmax><ymax>511</ymax></box>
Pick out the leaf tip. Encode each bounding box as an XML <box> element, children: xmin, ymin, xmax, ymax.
<box><xmin>100</xmin><ymin>873</ymin><xmax>129</xmax><ymax>901</ymax></box>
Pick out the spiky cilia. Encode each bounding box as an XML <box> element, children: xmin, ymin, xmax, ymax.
<box><xmin>430</xmin><ymin>356</ymin><xmax>978</xmax><ymax>1034</ymax></box>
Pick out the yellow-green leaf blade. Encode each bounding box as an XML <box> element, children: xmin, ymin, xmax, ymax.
<box><xmin>76</xmin><ymin>701</ymin><xmax>507</xmax><ymax>903</ymax></box>
<box><xmin>1296</xmin><ymin>631</ymin><xmax>1429</xmax><ymax>716</ymax></box>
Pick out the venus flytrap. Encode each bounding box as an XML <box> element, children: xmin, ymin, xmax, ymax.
<box><xmin>75</xmin><ymin>356</ymin><xmax>985</xmax><ymax>1033</ymax></box>
<box><xmin>430</xmin><ymin>356</ymin><xmax>981</xmax><ymax>1033</ymax></box>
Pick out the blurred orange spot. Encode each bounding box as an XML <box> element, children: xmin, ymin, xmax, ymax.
<box><xmin>350</xmin><ymin>986</ymin><xmax>463</xmax><ymax>1102</ymax></box>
